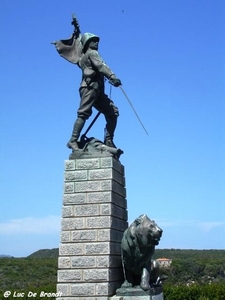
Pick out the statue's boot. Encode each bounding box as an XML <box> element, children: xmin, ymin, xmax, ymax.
<box><xmin>104</xmin><ymin>136</ymin><xmax>117</xmax><ymax>148</ymax></box>
<box><xmin>104</xmin><ymin>117</ymin><xmax>117</xmax><ymax>148</ymax></box>
<box><xmin>67</xmin><ymin>117</ymin><xmax>85</xmax><ymax>151</ymax></box>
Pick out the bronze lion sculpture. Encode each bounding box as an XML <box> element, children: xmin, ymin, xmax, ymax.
<box><xmin>121</xmin><ymin>214</ymin><xmax>163</xmax><ymax>291</ymax></box>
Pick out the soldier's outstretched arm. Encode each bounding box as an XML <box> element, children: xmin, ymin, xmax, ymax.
<box><xmin>89</xmin><ymin>50</ymin><xmax>122</xmax><ymax>86</ymax></box>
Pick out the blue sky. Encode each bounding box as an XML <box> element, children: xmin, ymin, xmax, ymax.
<box><xmin>0</xmin><ymin>0</ymin><xmax>224</xmax><ymax>257</ymax></box>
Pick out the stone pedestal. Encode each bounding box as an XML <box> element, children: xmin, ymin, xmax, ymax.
<box><xmin>110</xmin><ymin>286</ymin><xmax>164</xmax><ymax>300</ymax></box>
<box><xmin>57</xmin><ymin>156</ymin><xmax>128</xmax><ymax>300</ymax></box>
<box><xmin>110</xmin><ymin>295</ymin><xmax>164</xmax><ymax>300</ymax></box>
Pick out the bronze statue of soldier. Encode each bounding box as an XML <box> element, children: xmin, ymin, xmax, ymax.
<box><xmin>68</xmin><ymin>32</ymin><xmax>121</xmax><ymax>151</ymax></box>
<box><xmin>52</xmin><ymin>15</ymin><xmax>122</xmax><ymax>152</ymax></box>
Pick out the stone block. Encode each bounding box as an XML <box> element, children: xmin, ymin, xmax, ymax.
<box><xmin>88</xmin><ymin>168</ymin><xmax>112</xmax><ymax>180</ymax></box>
<box><xmin>112</xmin><ymin>159</ymin><xmax>124</xmax><ymax>175</ymax></box>
<box><xmin>112</xmin><ymin>181</ymin><xmax>126</xmax><ymax>197</ymax></box>
<box><xmin>59</xmin><ymin>243</ymin><xmax>83</xmax><ymax>256</ymax></box>
<box><xmin>70</xmin><ymin>283</ymin><xmax>95</xmax><ymax>296</ymax></box>
<box><xmin>75</xmin><ymin>180</ymin><xmax>101</xmax><ymax>192</ymax></box>
<box><xmin>60</xmin><ymin>231</ymin><xmax>70</xmax><ymax>242</ymax></box>
<box><xmin>111</xmin><ymin>192</ymin><xmax>127</xmax><ymax>208</ymax></box>
<box><xmin>64</xmin><ymin>160</ymin><xmax>75</xmax><ymax>170</ymax></box>
<box><xmin>61</xmin><ymin>217</ymin><xmax>84</xmax><ymax>230</ymax></box>
<box><xmin>99</xmin><ymin>180</ymin><xmax>126</xmax><ymax>198</ymax></box>
<box><xmin>100</xmin><ymin>203</ymin><xmax>127</xmax><ymax>220</ymax></box>
<box><xmin>97</xmin><ymin>228</ymin><xmax>111</xmax><ymax>241</ymax></box>
<box><xmin>96</xmin><ymin>255</ymin><xmax>121</xmax><ymax>268</ymax></box>
<box><xmin>62</xmin><ymin>206</ymin><xmax>73</xmax><ymax>217</ymax></box>
<box><xmin>100</xmin><ymin>157</ymin><xmax>114</xmax><ymax>168</ymax></box>
<box><xmin>63</xmin><ymin>193</ymin><xmax>86</xmax><ymax>205</ymax></box>
<box><xmin>71</xmin><ymin>256</ymin><xmax>96</xmax><ymax>268</ymax></box>
<box><xmin>83</xmin><ymin>269</ymin><xmax>108</xmax><ymax>281</ymax></box>
<box><xmin>87</xmin><ymin>191</ymin><xmax>111</xmax><ymax>203</ymax></box>
<box><xmin>58</xmin><ymin>257</ymin><xmax>71</xmax><ymax>269</ymax></box>
<box><xmin>97</xmin><ymin>229</ymin><xmax>124</xmax><ymax>242</ymax></box>
<box><xmin>64</xmin><ymin>170</ymin><xmax>87</xmax><ymax>181</ymax></box>
<box><xmin>100</xmin><ymin>180</ymin><xmax>112</xmax><ymax>191</ymax></box>
<box><xmin>110</xmin><ymin>242</ymin><xmax>122</xmax><ymax>255</ymax></box>
<box><xmin>56</xmin><ymin>284</ymin><xmax>69</xmax><ymax>296</ymax></box>
<box><xmin>76</xmin><ymin>158</ymin><xmax>100</xmax><ymax>170</ymax></box>
<box><xmin>71</xmin><ymin>230</ymin><xmax>97</xmax><ymax>242</ymax></box>
<box><xmin>75</xmin><ymin>204</ymin><xmax>99</xmax><ymax>216</ymax></box>
<box><xmin>85</xmin><ymin>242</ymin><xmax>109</xmax><ymax>255</ymax></box>
<box><xmin>88</xmin><ymin>169</ymin><xmax>124</xmax><ymax>187</ymax></box>
<box><xmin>58</xmin><ymin>270</ymin><xmax>82</xmax><ymax>282</ymax></box>
<box><xmin>85</xmin><ymin>242</ymin><xmax>121</xmax><ymax>255</ymax></box>
<box><xmin>112</xmin><ymin>169</ymin><xmax>125</xmax><ymax>185</ymax></box>
<box><xmin>64</xmin><ymin>182</ymin><xmax>74</xmax><ymax>193</ymax></box>
<box><xmin>84</xmin><ymin>269</ymin><xmax>123</xmax><ymax>283</ymax></box>
<box><xmin>86</xmin><ymin>216</ymin><xmax>111</xmax><ymax>229</ymax></box>
<box><xmin>100</xmin><ymin>157</ymin><xmax>124</xmax><ymax>175</ymax></box>
<box><xmin>111</xmin><ymin>217</ymin><xmax>128</xmax><ymax>231</ymax></box>
<box><xmin>96</xmin><ymin>282</ymin><xmax>122</xmax><ymax>296</ymax></box>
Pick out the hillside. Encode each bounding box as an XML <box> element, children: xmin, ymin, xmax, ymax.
<box><xmin>27</xmin><ymin>248</ymin><xmax>59</xmax><ymax>258</ymax></box>
<box><xmin>0</xmin><ymin>249</ymin><xmax>225</xmax><ymax>300</ymax></box>
<box><xmin>0</xmin><ymin>257</ymin><xmax>57</xmax><ymax>291</ymax></box>
<box><xmin>154</xmin><ymin>249</ymin><xmax>225</xmax><ymax>286</ymax></box>
<box><xmin>154</xmin><ymin>248</ymin><xmax>225</xmax><ymax>260</ymax></box>
<box><xmin>26</xmin><ymin>248</ymin><xmax>225</xmax><ymax>260</ymax></box>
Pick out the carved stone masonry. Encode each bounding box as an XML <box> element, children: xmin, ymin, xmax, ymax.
<box><xmin>57</xmin><ymin>156</ymin><xmax>128</xmax><ymax>300</ymax></box>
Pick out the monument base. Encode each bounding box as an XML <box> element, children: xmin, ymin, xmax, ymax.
<box><xmin>110</xmin><ymin>295</ymin><xmax>163</xmax><ymax>300</ymax></box>
<box><xmin>57</xmin><ymin>156</ymin><xmax>128</xmax><ymax>299</ymax></box>
<box><xmin>110</xmin><ymin>286</ymin><xmax>164</xmax><ymax>300</ymax></box>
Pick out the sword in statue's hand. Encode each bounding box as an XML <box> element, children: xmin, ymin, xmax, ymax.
<box><xmin>119</xmin><ymin>86</ymin><xmax>149</xmax><ymax>136</ymax></box>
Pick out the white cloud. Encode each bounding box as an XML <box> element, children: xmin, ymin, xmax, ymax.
<box><xmin>0</xmin><ymin>215</ymin><xmax>60</xmax><ymax>235</ymax></box>
<box><xmin>198</xmin><ymin>221</ymin><xmax>225</xmax><ymax>232</ymax></box>
<box><xmin>159</xmin><ymin>219</ymin><xmax>225</xmax><ymax>232</ymax></box>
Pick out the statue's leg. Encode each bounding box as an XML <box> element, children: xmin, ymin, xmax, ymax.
<box><xmin>94</xmin><ymin>93</ymin><xmax>119</xmax><ymax>148</ymax></box>
<box><xmin>67</xmin><ymin>87</ymin><xmax>97</xmax><ymax>150</ymax></box>
<box><xmin>67</xmin><ymin>117</ymin><xmax>85</xmax><ymax>150</ymax></box>
<box><xmin>104</xmin><ymin>113</ymin><xmax>118</xmax><ymax>148</ymax></box>
<box><xmin>140</xmin><ymin>267</ymin><xmax>150</xmax><ymax>291</ymax></box>
<box><xmin>77</xmin><ymin>87</ymin><xmax>97</xmax><ymax>119</ymax></box>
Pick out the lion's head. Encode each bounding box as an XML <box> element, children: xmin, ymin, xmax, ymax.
<box><xmin>131</xmin><ymin>214</ymin><xmax>162</xmax><ymax>247</ymax></box>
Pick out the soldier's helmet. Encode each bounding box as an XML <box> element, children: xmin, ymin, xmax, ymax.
<box><xmin>81</xmin><ymin>32</ymin><xmax>100</xmax><ymax>52</ymax></box>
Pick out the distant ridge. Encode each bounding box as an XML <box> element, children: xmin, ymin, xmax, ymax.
<box><xmin>27</xmin><ymin>248</ymin><xmax>59</xmax><ymax>258</ymax></box>
<box><xmin>0</xmin><ymin>254</ymin><xmax>14</xmax><ymax>258</ymax></box>
<box><xmin>26</xmin><ymin>248</ymin><xmax>225</xmax><ymax>259</ymax></box>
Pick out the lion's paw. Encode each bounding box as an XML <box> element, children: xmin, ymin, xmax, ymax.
<box><xmin>140</xmin><ymin>281</ymin><xmax>150</xmax><ymax>291</ymax></box>
<box><xmin>121</xmin><ymin>280</ymin><xmax>133</xmax><ymax>288</ymax></box>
